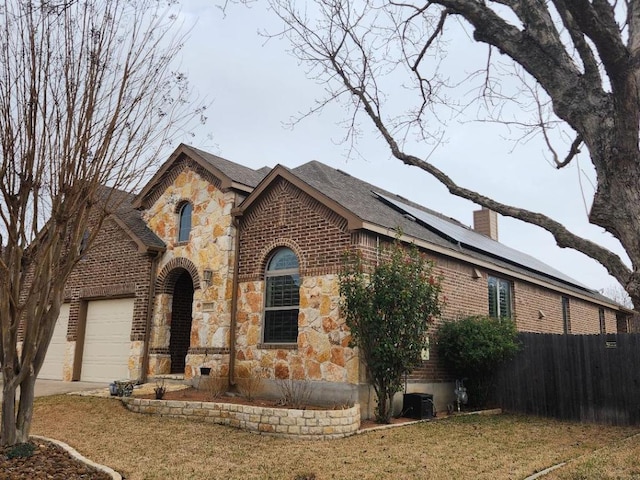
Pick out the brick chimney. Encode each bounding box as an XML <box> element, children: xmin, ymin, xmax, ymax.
<box><xmin>473</xmin><ymin>207</ymin><xmax>499</xmax><ymax>241</ymax></box>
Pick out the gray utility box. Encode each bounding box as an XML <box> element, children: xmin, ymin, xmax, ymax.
<box><xmin>403</xmin><ymin>393</ymin><xmax>434</xmax><ymax>419</ymax></box>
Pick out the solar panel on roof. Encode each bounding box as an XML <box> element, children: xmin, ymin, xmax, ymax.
<box><xmin>375</xmin><ymin>192</ymin><xmax>592</xmax><ymax>291</ymax></box>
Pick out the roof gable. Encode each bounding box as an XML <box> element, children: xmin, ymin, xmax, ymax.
<box><xmin>133</xmin><ymin>143</ymin><xmax>266</xmax><ymax>209</ymax></box>
<box><xmin>100</xmin><ymin>187</ymin><xmax>165</xmax><ymax>252</ymax></box>
<box><xmin>235</xmin><ymin>164</ymin><xmax>364</xmax><ymax>230</ymax></box>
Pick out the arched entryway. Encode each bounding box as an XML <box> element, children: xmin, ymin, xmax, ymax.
<box><xmin>169</xmin><ymin>270</ymin><xmax>194</xmax><ymax>374</ymax></box>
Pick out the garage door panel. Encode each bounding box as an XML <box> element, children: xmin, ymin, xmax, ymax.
<box><xmin>38</xmin><ymin>304</ymin><xmax>70</xmax><ymax>380</ymax></box>
<box><xmin>81</xmin><ymin>298</ymin><xmax>133</xmax><ymax>382</ymax></box>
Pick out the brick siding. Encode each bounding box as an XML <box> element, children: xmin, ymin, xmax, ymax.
<box><xmin>238</xmin><ymin>179</ymin><xmax>352</xmax><ymax>279</ymax></box>
<box><xmin>63</xmin><ymin>216</ymin><xmax>155</xmax><ymax>343</ymax></box>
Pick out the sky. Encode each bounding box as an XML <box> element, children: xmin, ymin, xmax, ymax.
<box><xmin>170</xmin><ymin>1</ymin><xmax>629</xmax><ymax>295</ymax></box>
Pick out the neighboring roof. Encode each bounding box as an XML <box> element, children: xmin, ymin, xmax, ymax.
<box><xmin>134</xmin><ymin>144</ymin><xmax>267</xmax><ymax>208</ymax></box>
<box><xmin>100</xmin><ymin>187</ymin><xmax>165</xmax><ymax>252</ymax></box>
<box><xmin>238</xmin><ymin>159</ymin><xmax>621</xmax><ymax>308</ymax></box>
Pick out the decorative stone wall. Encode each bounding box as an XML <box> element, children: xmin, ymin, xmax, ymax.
<box><xmin>122</xmin><ymin>397</ymin><xmax>361</xmax><ymax>439</ymax></box>
<box><xmin>143</xmin><ymin>162</ymin><xmax>239</xmax><ymax>378</ymax></box>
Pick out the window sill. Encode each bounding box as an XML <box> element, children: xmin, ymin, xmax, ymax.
<box><xmin>258</xmin><ymin>343</ymin><xmax>298</xmax><ymax>350</ymax></box>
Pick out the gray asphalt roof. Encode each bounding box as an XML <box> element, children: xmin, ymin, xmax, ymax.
<box><xmin>185</xmin><ymin>145</ymin><xmax>267</xmax><ymax>188</ymax></box>
<box><xmin>290</xmin><ymin>160</ymin><xmax>615</xmax><ymax>304</ymax></box>
<box><xmin>102</xmin><ymin>187</ymin><xmax>165</xmax><ymax>250</ymax></box>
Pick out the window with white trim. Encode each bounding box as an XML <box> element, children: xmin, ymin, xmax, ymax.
<box><xmin>263</xmin><ymin>248</ymin><xmax>300</xmax><ymax>344</ymax></box>
<box><xmin>488</xmin><ymin>276</ymin><xmax>512</xmax><ymax>318</ymax></box>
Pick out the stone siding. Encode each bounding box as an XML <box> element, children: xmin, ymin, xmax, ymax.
<box><xmin>122</xmin><ymin>397</ymin><xmax>361</xmax><ymax>439</ymax></box>
<box><xmin>235</xmin><ymin>274</ymin><xmax>358</xmax><ymax>386</ymax></box>
<box><xmin>143</xmin><ymin>162</ymin><xmax>239</xmax><ymax>378</ymax></box>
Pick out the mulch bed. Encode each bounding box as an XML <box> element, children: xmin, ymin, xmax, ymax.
<box><xmin>0</xmin><ymin>439</ymin><xmax>112</xmax><ymax>480</ymax></box>
<box><xmin>139</xmin><ymin>387</ymin><xmax>334</xmax><ymax>410</ymax></box>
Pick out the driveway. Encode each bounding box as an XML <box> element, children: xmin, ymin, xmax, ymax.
<box><xmin>33</xmin><ymin>379</ymin><xmax>106</xmax><ymax>397</ymax></box>
<box><xmin>0</xmin><ymin>379</ymin><xmax>107</xmax><ymax>398</ymax></box>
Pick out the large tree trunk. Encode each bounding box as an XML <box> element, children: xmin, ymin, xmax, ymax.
<box><xmin>15</xmin><ymin>374</ymin><xmax>37</xmax><ymax>444</ymax></box>
<box><xmin>1</xmin><ymin>379</ymin><xmax>18</xmax><ymax>446</ymax></box>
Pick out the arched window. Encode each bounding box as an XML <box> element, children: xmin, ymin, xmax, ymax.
<box><xmin>178</xmin><ymin>202</ymin><xmax>192</xmax><ymax>242</ymax></box>
<box><xmin>264</xmin><ymin>248</ymin><xmax>300</xmax><ymax>344</ymax></box>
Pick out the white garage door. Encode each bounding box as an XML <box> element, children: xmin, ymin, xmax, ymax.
<box><xmin>39</xmin><ymin>304</ymin><xmax>70</xmax><ymax>380</ymax></box>
<box><xmin>81</xmin><ymin>298</ymin><xmax>134</xmax><ymax>382</ymax></box>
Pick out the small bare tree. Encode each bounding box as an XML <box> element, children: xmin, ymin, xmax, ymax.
<box><xmin>0</xmin><ymin>0</ymin><xmax>203</xmax><ymax>446</ymax></box>
<box><xmin>257</xmin><ymin>1</ymin><xmax>640</xmax><ymax>309</ymax></box>
<box><xmin>601</xmin><ymin>284</ymin><xmax>633</xmax><ymax>310</ymax></box>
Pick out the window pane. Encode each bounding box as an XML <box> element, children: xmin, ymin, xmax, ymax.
<box><xmin>264</xmin><ymin>309</ymin><xmax>299</xmax><ymax>343</ymax></box>
<box><xmin>268</xmin><ymin>249</ymin><xmax>299</xmax><ymax>271</ymax></box>
<box><xmin>488</xmin><ymin>277</ymin><xmax>498</xmax><ymax>317</ymax></box>
<box><xmin>178</xmin><ymin>203</ymin><xmax>192</xmax><ymax>242</ymax></box>
<box><xmin>488</xmin><ymin>276</ymin><xmax>511</xmax><ymax>318</ymax></box>
<box><xmin>266</xmin><ymin>274</ymin><xmax>300</xmax><ymax>307</ymax></box>
<box><xmin>264</xmin><ymin>248</ymin><xmax>300</xmax><ymax>344</ymax></box>
<box><xmin>562</xmin><ymin>297</ymin><xmax>570</xmax><ymax>333</ymax></box>
<box><xmin>498</xmin><ymin>280</ymin><xmax>511</xmax><ymax>318</ymax></box>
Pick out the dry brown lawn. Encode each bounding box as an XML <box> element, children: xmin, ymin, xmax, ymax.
<box><xmin>30</xmin><ymin>395</ymin><xmax>639</xmax><ymax>480</ymax></box>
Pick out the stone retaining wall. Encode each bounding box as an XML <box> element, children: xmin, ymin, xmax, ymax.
<box><xmin>122</xmin><ymin>398</ymin><xmax>360</xmax><ymax>440</ymax></box>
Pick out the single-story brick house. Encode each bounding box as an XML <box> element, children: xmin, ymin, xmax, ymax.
<box><xmin>38</xmin><ymin>144</ymin><xmax>633</xmax><ymax>414</ymax></box>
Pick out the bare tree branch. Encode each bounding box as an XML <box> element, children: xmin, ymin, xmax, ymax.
<box><xmin>0</xmin><ymin>0</ymin><xmax>204</xmax><ymax>446</ymax></box>
<box><xmin>264</xmin><ymin>0</ymin><xmax>640</xmax><ymax>309</ymax></box>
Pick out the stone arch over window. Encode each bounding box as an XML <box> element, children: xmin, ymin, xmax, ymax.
<box><xmin>156</xmin><ymin>257</ymin><xmax>201</xmax><ymax>292</ymax></box>
<box><xmin>263</xmin><ymin>247</ymin><xmax>301</xmax><ymax>344</ymax></box>
<box><xmin>176</xmin><ymin>200</ymin><xmax>193</xmax><ymax>242</ymax></box>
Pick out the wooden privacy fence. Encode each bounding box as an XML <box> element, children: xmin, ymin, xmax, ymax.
<box><xmin>493</xmin><ymin>333</ymin><xmax>640</xmax><ymax>426</ymax></box>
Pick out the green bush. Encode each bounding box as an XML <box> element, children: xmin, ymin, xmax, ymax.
<box><xmin>437</xmin><ymin>315</ymin><xmax>520</xmax><ymax>407</ymax></box>
<box><xmin>340</xmin><ymin>241</ymin><xmax>443</xmax><ymax>423</ymax></box>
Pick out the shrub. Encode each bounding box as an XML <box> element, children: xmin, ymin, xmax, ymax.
<box><xmin>154</xmin><ymin>380</ymin><xmax>166</xmax><ymax>400</ymax></box>
<box><xmin>199</xmin><ymin>367</ymin><xmax>228</xmax><ymax>400</ymax></box>
<box><xmin>437</xmin><ymin>315</ymin><xmax>520</xmax><ymax>406</ymax></box>
<box><xmin>340</xmin><ymin>241</ymin><xmax>443</xmax><ymax>423</ymax></box>
<box><xmin>235</xmin><ymin>364</ymin><xmax>264</xmax><ymax>401</ymax></box>
<box><xmin>276</xmin><ymin>378</ymin><xmax>312</xmax><ymax>409</ymax></box>
<box><xmin>6</xmin><ymin>442</ymin><xmax>35</xmax><ymax>459</ymax></box>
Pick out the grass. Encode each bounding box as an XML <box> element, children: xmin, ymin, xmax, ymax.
<box><xmin>545</xmin><ymin>430</ymin><xmax>640</xmax><ymax>480</ymax></box>
<box><xmin>30</xmin><ymin>395</ymin><xmax>640</xmax><ymax>480</ymax></box>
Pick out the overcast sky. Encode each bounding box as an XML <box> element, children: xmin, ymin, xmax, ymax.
<box><xmin>171</xmin><ymin>1</ymin><xmax>629</xmax><ymax>295</ymax></box>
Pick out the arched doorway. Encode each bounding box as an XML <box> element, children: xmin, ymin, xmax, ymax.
<box><xmin>169</xmin><ymin>270</ymin><xmax>194</xmax><ymax>374</ymax></box>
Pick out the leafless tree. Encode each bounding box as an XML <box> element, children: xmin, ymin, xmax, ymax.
<box><xmin>601</xmin><ymin>284</ymin><xmax>633</xmax><ymax>309</ymax></box>
<box><xmin>0</xmin><ymin>0</ymin><xmax>204</xmax><ymax>446</ymax></box>
<box><xmin>262</xmin><ymin>1</ymin><xmax>640</xmax><ymax>309</ymax></box>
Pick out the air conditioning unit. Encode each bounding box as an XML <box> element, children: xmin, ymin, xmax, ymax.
<box><xmin>403</xmin><ymin>393</ymin><xmax>434</xmax><ymax>419</ymax></box>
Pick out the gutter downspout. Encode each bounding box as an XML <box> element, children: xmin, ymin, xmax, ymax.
<box><xmin>228</xmin><ymin>202</ymin><xmax>242</xmax><ymax>387</ymax></box>
<box><xmin>141</xmin><ymin>249</ymin><xmax>161</xmax><ymax>383</ymax></box>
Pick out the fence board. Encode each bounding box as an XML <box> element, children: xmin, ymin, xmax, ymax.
<box><xmin>494</xmin><ymin>333</ymin><xmax>640</xmax><ymax>426</ymax></box>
